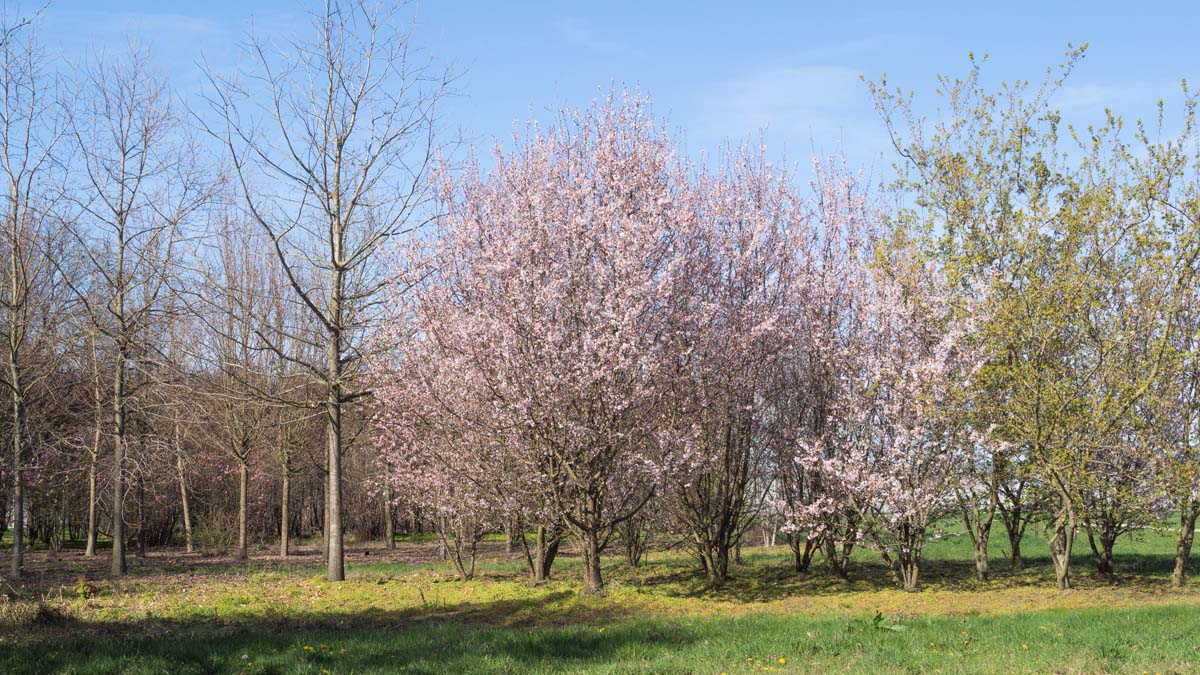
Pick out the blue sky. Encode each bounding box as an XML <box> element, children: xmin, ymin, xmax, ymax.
<box><xmin>29</xmin><ymin>0</ymin><xmax>1200</xmax><ymax>179</ymax></box>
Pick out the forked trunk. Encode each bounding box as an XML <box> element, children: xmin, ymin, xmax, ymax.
<box><xmin>521</xmin><ymin>523</ymin><xmax>562</xmax><ymax>582</ymax></box>
<box><xmin>789</xmin><ymin>533</ymin><xmax>817</xmax><ymax>573</ymax></box>
<box><xmin>1047</xmin><ymin>516</ymin><xmax>1075</xmax><ymax>590</ymax></box>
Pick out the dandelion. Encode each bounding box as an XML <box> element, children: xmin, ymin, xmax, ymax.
<box><xmin>1022</xmin><ymin>643</ymin><xmax>1029</xmax><ymax>650</ymax></box>
<box><xmin>778</xmin><ymin>657</ymin><xmax>786</xmax><ymax>665</ymax></box>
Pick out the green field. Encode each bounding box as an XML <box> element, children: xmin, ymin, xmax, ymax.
<box><xmin>3</xmin><ymin>526</ymin><xmax>1200</xmax><ymax>674</ymax></box>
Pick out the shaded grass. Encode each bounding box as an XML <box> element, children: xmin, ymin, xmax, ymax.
<box><xmin>5</xmin><ymin>602</ymin><xmax>1200</xmax><ymax>674</ymax></box>
<box><xmin>4</xmin><ymin>522</ymin><xmax>1200</xmax><ymax>673</ymax></box>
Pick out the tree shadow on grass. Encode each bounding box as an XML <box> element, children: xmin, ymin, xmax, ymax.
<box><xmin>623</xmin><ymin>550</ymin><xmax>1195</xmax><ymax>603</ymax></box>
<box><xmin>0</xmin><ymin>591</ymin><xmax>683</xmax><ymax>675</ymax></box>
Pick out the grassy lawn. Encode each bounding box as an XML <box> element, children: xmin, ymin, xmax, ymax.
<box><xmin>3</xmin><ymin>525</ymin><xmax>1200</xmax><ymax>673</ymax></box>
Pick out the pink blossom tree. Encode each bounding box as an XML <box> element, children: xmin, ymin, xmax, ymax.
<box><xmin>772</xmin><ymin>159</ymin><xmax>877</xmax><ymax>578</ymax></box>
<box><xmin>785</xmin><ymin>178</ymin><xmax>982</xmax><ymax>590</ymax></box>
<box><xmin>378</xmin><ymin>92</ymin><xmax>700</xmax><ymax>595</ymax></box>
<box><xmin>662</xmin><ymin>146</ymin><xmax>805</xmax><ymax>582</ymax></box>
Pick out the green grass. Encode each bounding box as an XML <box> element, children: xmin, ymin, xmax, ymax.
<box><xmin>3</xmin><ymin>522</ymin><xmax>1200</xmax><ymax>673</ymax></box>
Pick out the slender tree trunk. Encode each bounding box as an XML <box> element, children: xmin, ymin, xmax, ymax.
<box><xmin>325</xmin><ymin>379</ymin><xmax>344</xmax><ymax>581</ymax></box>
<box><xmin>85</xmin><ymin>457</ymin><xmax>98</xmax><ymax>557</ymax></box>
<box><xmin>959</xmin><ymin>490</ymin><xmax>997</xmax><ymax>582</ymax></box>
<box><xmin>136</xmin><ymin>475</ymin><xmax>146</xmax><ymax>558</ymax></box>
<box><xmin>321</xmin><ymin>456</ymin><xmax>330</xmax><ymax>564</ymax></box>
<box><xmin>111</xmin><ymin>362</ymin><xmax>127</xmax><ymax>577</ymax></box>
<box><xmin>1173</xmin><ymin>506</ymin><xmax>1199</xmax><ymax>587</ymax></box>
<box><xmin>6</xmin><ymin>187</ymin><xmax>27</xmax><ymax>580</ymax></box>
<box><xmin>237</xmin><ymin>460</ymin><xmax>249</xmax><ymax>560</ymax></box>
<box><xmin>176</xmin><ymin>455</ymin><xmax>193</xmax><ymax>554</ymax></box>
<box><xmin>280</xmin><ymin>470</ymin><xmax>290</xmax><ymax>558</ymax></box>
<box><xmin>9</xmin><ymin>392</ymin><xmax>23</xmax><ymax>579</ymax></box>
<box><xmin>384</xmin><ymin>484</ymin><xmax>395</xmax><ymax>551</ymax></box>
<box><xmin>86</xmin><ymin>335</ymin><xmax>103</xmax><ymax>558</ymax></box>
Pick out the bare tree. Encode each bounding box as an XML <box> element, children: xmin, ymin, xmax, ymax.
<box><xmin>0</xmin><ymin>8</ymin><xmax>68</xmax><ymax>579</ymax></box>
<box><xmin>64</xmin><ymin>45</ymin><xmax>209</xmax><ymax>576</ymax></box>
<box><xmin>202</xmin><ymin>0</ymin><xmax>446</xmax><ymax>580</ymax></box>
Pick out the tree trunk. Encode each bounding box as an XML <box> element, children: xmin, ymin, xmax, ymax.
<box><xmin>789</xmin><ymin>533</ymin><xmax>817</xmax><ymax>573</ymax></box>
<box><xmin>86</xmin><ymin>338</ymin><xmax>103</xmax><ymax>559</ymax></box>
<box><xmin>1046</xmin><ymin>512</ymin><xmax>1075</xmax><ymax>591</ymax></box>
<box><xmin>383</xmin><ymin>484</ymin><xmax>395</xmax><ymax>551</ymax></box>
<box><xmin>237</xmin><ymin>460</ymin><xmax>249</xmax><ymax>560</ymax></box>
<box><xmin>901</xmin><ymin>559</ymin><xmax>921</xmax><ymax>591</ymax></box>
<box><xmin>1085</xmin><ymin>521</ymin><xmax>1115</xmax><ymax>576</ymax></box>
<box><xmin>973</xmin><ymin>534</ymin><xmax>990</xmax><ymax>582</ymax></box>
<box><xmin>999</xmin><ymin>488</ymin><xmax>1027</xmax><ymax>572</ymax></box>
<box><xmin>1173</xmin><ymin>506</ymin><xmax>1198</xmax><ymax>587</ymax></box>
<box><xmin>85</xmin><ymin>455</ymin><xmax>98</xmax><ymax>557</ymax></box>
<box><xmin>177</xmin><ymin>455</ymin><xmax>193</xmax><ymax>554</ymax></box>
<box><xmin>325</xmin><ymin>383</ymin><xmax>344</xmax><ymax>581</ymax></box>
<box><xmin>9</xmin><ymin>392</ymin><xmax>23</xmax><ymax>579</ymax></box>
<box><xmin>521</xmin><ymin>523</ymin><xmax>561</xmax><ymax>583</ymax></box>
<box><xmin>580</xmin><ymin>529</ymin><xmax>605</xmax><ymax>595</ymax></box>
<box><xmin>958</xmin><ymin>489</ymin><xmax>996</xmax><ymax>582</ymax></box>
<box><xmin>321</xmin><ymin>460</ymin><xmax>330</xmax><ymax>565</ymax></box>
<box><xmin>111</xmin><ymin>370</ymin><xmax>127</xmax><ymax>577</ymax></box>
<box><xmin>824</xmin><ymin>533</ymin><xmax>853</xmax><ymax>580</ymax></box>
<box><xmin>136</xmin><ymin>476</ymin><xmax>146</xmax><ymax>558</ymax></box>
<box><xmin>280</xmin><ymin>470</ymin><xmax>290</xmax><ymax>558</ymax></box>
<box><xmin>1008</xmin><ymin>527</ymin><xmax>1024</xmax><ymax>571</ymax></box>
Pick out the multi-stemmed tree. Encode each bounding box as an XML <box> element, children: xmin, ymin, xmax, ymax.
<box><xmin>381</xmin><ymin>93</ymin><xmax>701</xmax><ymax>595</ymax></box>
<box><xmin>664</xmin><ymin>148</ymin><xmax>803</xmax><ymax>582</ymax></box>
